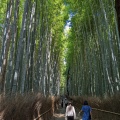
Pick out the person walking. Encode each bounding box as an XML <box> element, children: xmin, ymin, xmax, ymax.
<box><xmin>61</xmin><ymin>98</ymin><xmax>63</xmax><ymax>108</ymax></box>
<box><xmin>65</xmin><ymin>102</ymin><xmax>76</xmax><ymax>120</ymax></box>
<box><xmin>79</xmin><ymin>100</ymin><xmax>92</xmax><ymax>120</ymax></box>
<box><xmin>64</xmin><ymin>98</ymin><xmax>68</xmax><ymax>109</ymax></box>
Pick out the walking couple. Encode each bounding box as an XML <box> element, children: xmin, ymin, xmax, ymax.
<box><xmin>65</xmin><ymin>100</ymin><xmax>92</xmax><ymax>120</ymax></box>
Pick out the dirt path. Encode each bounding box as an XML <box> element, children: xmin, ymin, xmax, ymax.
<box><xmin>52</xmin><ymin>107</ymin><xmax>81</xmax><ymax>120</ymax></box>
<box><xmin>52</xmin><ymin>107</ymin><xmax>65</xmax><ymax>120</ymax></box>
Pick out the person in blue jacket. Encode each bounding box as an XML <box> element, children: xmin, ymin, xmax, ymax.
<box><xmin>79</xmin><ymin>100</ymin><xmax>92</xmax><ymax>120</ymax></box>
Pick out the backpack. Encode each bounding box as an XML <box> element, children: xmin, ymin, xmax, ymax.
<box><xmin>89</xmin><ymin>107</ymin><xmax>91</xmax><ymax>120</ymax></box>
<box><xmin>89</xmin><ymin>114</ymin><xmax>91</xmax><ymax>120</ymax></box>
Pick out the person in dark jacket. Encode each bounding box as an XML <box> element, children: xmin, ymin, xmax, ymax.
<box><xmin>61</xmin><ymin>98</ymin><xmax>63</xmax><ymax>108</ymax></box>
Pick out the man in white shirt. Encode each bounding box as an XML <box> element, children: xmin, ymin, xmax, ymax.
<box><xmin>65</xmin><ymin>102</ymin><xmax>76</xmax><ymax>120</ymax></box>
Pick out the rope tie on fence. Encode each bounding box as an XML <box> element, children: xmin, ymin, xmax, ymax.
<box><xmin>92</xmin><ymin>108</ymin><xmax>120</xmax><ymax>116</ymax></box>
<box><xmin>34</xmin><ymin>107</ymin><xmax>52</xmax><ymax>120</ymax></box>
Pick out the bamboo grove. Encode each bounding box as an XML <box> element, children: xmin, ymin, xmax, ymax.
<box><xmin>0</xmin><ymin>0</ymin><xmax>120</xmax><ymax>98</ymax></box>
<box><xmin>0</xmin><ymin>0</ymin><xmax>68</xmax><ymax>95</ymax></box>
<box><xmin>65</xmin><ymin>0</ymin><xmax>120</xmax><ymax>97</ymax></box>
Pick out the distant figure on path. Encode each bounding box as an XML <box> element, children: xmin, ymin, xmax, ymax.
<box><xmin>79</xmin><ymin>100</ymin><xmax>92</xmax><ymax>120</ymax></box>
<box><xmin>64</xmin><ymin>98</ymin><xmax>68</xmax><ymax>108</ymax></box>
<box><xmin>61</xmin><ymin>98</ymin><xmax>63</xmax><ymax>108</ymax></box>
<box><xmin>65</xmin><ymin>102</ymin><xmax>76</xmax><ymax>120</ymax></box>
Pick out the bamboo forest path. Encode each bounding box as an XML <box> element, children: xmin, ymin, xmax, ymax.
<box><xmin>51</xmin><ymin>103</ymin><xmax>81</xmax><ymax>120</ymax></box>
<box><xmin>52</xmin><ymin>107</ymin><xmax>65</xmax><ymax>120</ymax></box>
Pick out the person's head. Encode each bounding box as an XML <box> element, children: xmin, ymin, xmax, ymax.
<box><xmin>68</xmin><ymin>102</ymin><xmax>72</xmax><ymax>111</ymax></box>
<box><xmin>83</xmin><ymin>100</ymin><xmax>88</xmax><ymax>105</ymax></box>
<box><xmin>68</xmin><ymin>101</ymin><xmax>72</xmax><ymax>105</ymax></box>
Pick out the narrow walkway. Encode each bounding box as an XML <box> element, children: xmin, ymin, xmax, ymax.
<box><xmin>52</xmin><ymin>107</ymin><xmax>81</xmax><ymax>120</ymax></box>
<box><xmin>52</xmin><ymin>107</ymin><xmax>65</xmax><ymax>120</ymax></box>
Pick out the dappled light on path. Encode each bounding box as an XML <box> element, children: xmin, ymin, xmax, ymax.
<box><xmin>52</xmin><ymin>107</ymin><xmax>66</xmax><ymax>120</ymax></box>
<box><xmin>52</xmin><ymin>105</ymin><xmax>80</xmax><ymax>120</ymax></box>
<box><xmin>54</xmin><ymin>113</ymin><xmax>65</xmax><ymax>118</ymax></box>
